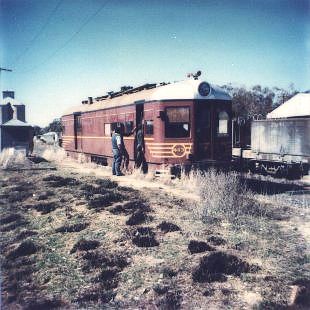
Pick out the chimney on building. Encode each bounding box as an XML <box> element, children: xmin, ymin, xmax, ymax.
<box><xmin>3</xmin><ymin>91</ymin><xmax>15</xmax><ymax>99</ymax></box>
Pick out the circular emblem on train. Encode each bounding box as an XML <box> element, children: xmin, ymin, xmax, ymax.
<box><xmin>172</xmin><ymin>144</ymin><xmax>185</xmax><ymax>157</ymax></box>
<box><xmin>198</xmin><ymin>82</ymin><xmax>211</xmax><ymax>96</ymax></box>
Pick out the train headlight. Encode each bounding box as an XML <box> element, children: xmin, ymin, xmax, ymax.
<box><xmin>198</xmin><ymin>82</ymin><xmax>211</xmax><ymax>96</ymax></box>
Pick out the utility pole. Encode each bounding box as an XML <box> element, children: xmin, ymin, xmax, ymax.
<box><xmin>0</xmin><ymin>67</ymin><xmax>13</xmax><ymax>99</ymax></box>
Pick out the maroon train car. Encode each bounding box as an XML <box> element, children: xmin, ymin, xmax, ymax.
<box><xmin>61</xmin><ymin>79</ymin><xmax>232</xmax><ymax>173</ymax></box>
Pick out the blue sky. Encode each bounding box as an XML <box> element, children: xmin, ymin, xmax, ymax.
<box><xmin>0</xmin><ymin>0</ymin><xmax>309</xmax><ymax>126</ymax></box>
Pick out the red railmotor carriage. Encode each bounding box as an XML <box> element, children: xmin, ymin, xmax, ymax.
<box><xmin>61</xmin><ymin>79</ymin><xmax>232</xmax><ymax>174</ymax></box>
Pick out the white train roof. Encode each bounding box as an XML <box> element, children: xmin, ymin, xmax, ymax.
<box><xmin>63</xmin><ymin>79</ymin><xmax>231</xmax><ymax>116</ymax></box>
<box><xmin>267</xmin><ymin>93</ymin><xmax>310</xmax><ymax>119</ymax></box>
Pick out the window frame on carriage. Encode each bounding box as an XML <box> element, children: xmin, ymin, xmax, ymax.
<box><xmin>217</xmin><ymin>110</ymin><xmax>229</xmax><ymax>136</ymax></box>
<box><xmin>165</xmin><ymin>106</ymin><xmax>190</xmax><ymax>138</ymax></box>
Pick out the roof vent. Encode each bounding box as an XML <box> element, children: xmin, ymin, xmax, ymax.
<box><xmin>187</xmin><ymin>70</ymin><xmax>202</xmax><ymax>80</ymax></box>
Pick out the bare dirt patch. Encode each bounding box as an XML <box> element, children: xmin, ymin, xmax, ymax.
<box><xmin>207</xmin><ymin>235</ymin><xmax>227</xmax><ymax>245</ymax></box>
<box><xmin>87</xmin><ymin>192</ymin><xmax>124</xmax><ymax>210</ymax></box>
<box><xmin>109</xmin><ymin>200</ymin><xmax>151</xmax><ymax>215</ymax></box>
<box><xmin>126</xmin><ymin>210</ymin><xmax>151</xmax><ymax>226</ymax></box>
<box><xmin>6</xmin><ymin>240</ymin><xmax>39</xmax><ymax>260</ymax></box>
<box><xmin>70</xmin><ymin>239</ymin><xmax>100</xmax><ymax>253</ymax></box>
<box><xmin>43</xmin><ymin>175</ymin><xmax>80</xmax><ymax>187</ymax></box>
<box><xmin>33</xmin><ymin>202</ymin><xmax>58</xmax><ymax>214</ymax></box>
<box><xmin>157</xmin><ymin>221</ymin><xmax>181</xmax><ymax>233</ymax></box>
<box><xmin>55</xmin><ymin>222</ymin><xmax>89</xmax><ymax>233</ymax></box>
<box><xmin>188</xmin><ymin>240</ymin><xmax>215</xmax><ymax>254</ymax></box>
<box><xmin>192</xmin><ymin>252</ymin><xmax>251</xmax><ymax>283</ymax></box>
<box><xmin>15</xmin><ymin>230</ymin><xmax>38</xmax><ymax>241</ymax></box>
<box><xmin>0</xmin><ymin>213</ymin><xmax>22</xmax><ymax>225</ymax></box>
<box><xmin>132</xmin><ymin>227</ymin><xmax>159</xmax><ymax>247</ymax></box>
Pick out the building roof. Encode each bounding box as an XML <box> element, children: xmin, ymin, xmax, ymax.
<box><xmin>267</xmin><ymin>93</ymin><xmax>310</xmax><ymax>119</ymax></box>
<box><xmin>0</xmin><ymin>97</ymin><xmax>24</xmax><ymax>106</ymax></box>
<box><xmin>0</xmin><ymin>119</ymin><xmax>32</xmax><ymax>127</ymax></box>
<box><xmin>63</xmin><ymin>79</ymin><xmax>231</xmax><ymax>116</ymax></box>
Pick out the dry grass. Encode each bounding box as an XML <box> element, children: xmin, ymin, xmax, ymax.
<box><xmin>1</xmin><ymin>144</ymin><xmax>309</xmax><ymax>309</ymax></box>
<box><xmin>0</xmin><ymin>148</ymin><xmax>28</xmax><ymax>169</ymax></box>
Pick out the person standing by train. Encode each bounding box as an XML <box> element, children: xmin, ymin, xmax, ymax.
<box><xmin>111</xmin><ymin>125</ymin><xmax>123</xmax><ymax>176</ymax></box>
<box><xmin>119</xmin><ymin>123</ymin><xmax>136</xmax><ymax>171</ymax></box>
<box><xmin>135</xmin><ymin>124</ymin><xmax>146</xmax><ymax>170</ymax></box>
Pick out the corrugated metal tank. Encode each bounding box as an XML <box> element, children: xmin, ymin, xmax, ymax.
<box><xmin>251</xmin><ymin>118</ymin><xmax>310</xmax><ymax>158</ymax></box>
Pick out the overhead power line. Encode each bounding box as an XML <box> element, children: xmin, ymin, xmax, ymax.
<box><xmin>12</xmin><ymin>0</ymin><xmax>64</xmax><ymax>66</ymax></box>
<box><xmin>15</xmin><ymin>0</ymin><xmax>110</xmax><ymax>74</ymax></box>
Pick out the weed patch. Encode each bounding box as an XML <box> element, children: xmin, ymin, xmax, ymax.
<box><xmin>55</xmin><ymin>222</ymin><xmax>89</xmax><ymax>233</ymax></box>
<box><xmin>43</xmin><ymin>175</ymin><xmax>80</xmax><ymax>187</ymax></box>
<box><xmin>126</xmin><ymin>210</ymin><xmax>150</xmax><ymax>226</ymax></box>
<box><xmin>1</xmin><ymin>218</ymin><xmax>29</xmax><ymax>232</ymax></box>
<box><xmin>95</xmin><ymin>268</ymin><xmax>119</xmax><ymax>290</ymax></box>
<box><xmin>33</xmin><ymin>202</ymin><xmax>58</xmax><ymax>214</ymax></box>
<box><xmin>157</xmin><ymin>289</ymin><xmax>182</xmax><ymax>310</ymax></box>
<box><xmin>110</xmin><ymin>200</ymin><xmax>150</xmax><ymax>215</ymax></box>
<box><xmin>6</xmin><ymin>240</ymin><xmax>39</xmax><ymax>260</ymax></box>
<box><xmin>8</xmin><ymin>191</ymin><xmax>32</xmax><ymax>203</ymax></box>
<box><xmin>75</xmin><ymin>288</ymin><xmax>116</xmax><ymax>304</ymax></box>
<box><xmin>132</xmin><ymin>227</ymin><xmax>159</xmax><ymax>247</ymax></box>
<box><xmin>87</xmin><ymin>192</ymin><xmax>124</xmax><ymax>210</ymax></box>
<box><xmin>37</xmin><ymin>190</ymin><xmax>54</xmax><ymax>201</ymax></box>
<box><xmin>192</xmin><ymin>252</ymin><xmax>251</xmax><ymax>283</ymax></box>
<box><xmin>292</xmin><ymin>279</ymin><xmax>310</xmax><ymax>307</ymax></box>
<box><xmin>80</xmin><ymin>184</ymin><xmax>109</xmax><ymax>198</ymax></box>
<box><xmin>157</xmin><ymin>221</ymin><xmax>181</xmax><ymax>233</ymax></box>
<box><xmin>8</xmin><ymin>266</ymin><xmax>36</xmax><ymax>282</ymax></box>
<box><xmin>15</xmin><ymin>230</ymin><xmax>38</xmax><ymax>241</ymax></box>
<box><xmin>28</xmin><ymin>156</ymin><xmax>48</xmax><ymax>164</ymax></box>
<box><xmin>82</xmin><ymin>251</ymin><xmax>129</xmax><ymax>272</ymax></box>
<box><xmin>70</xmin><ymin>239</ymin><xmax>100</xmax><ymax>253</ymax></box>
<box><xmin>207</xmin><ymin>236</ymin><xmax>226</xmax><ymax>246</ymax></box>
<box><xmin>24</xmin><ymin>298</ymin><xmax>64</xmax><ymax>310</ymax></box>
<box><xmin>203</xmin><ymin>288</ymin><xmax>215</xmax><ymax>297</ymax></box>
<box><xmin>162</xmin><ymin>267</ymin><xmax>178</xmax><ymax>278</ymax></box>
<box><xmin>188</xmin><ymin>240</ymin><xmax>215</xmax><ymax>254</ymax></box>
<box><xmin>153</xmin><ymin>284</ymin><xmax>169</xmax><ymax>295</ymax></box>
<box><xmin>95</xmin><ymin>178</ymin><xmax>118</xmax><ymax>189</ymax></box>
<box><xmin>0</xmin><ymin>213</ymin><xmax>22</xmax><ymax>225</ymax></box>
<box><xmin>10</xmin><ymin>183</ymin><xmax>34</xmax><ymax>192</ymax></box>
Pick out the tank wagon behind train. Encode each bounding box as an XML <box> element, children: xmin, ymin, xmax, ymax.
<box><xmin>61</xmin><ymin>78</ymin><xmax>232</xmax><ymax>174</ymax></box>
<box><xmin>249</xmin><ymin>118</ymin><xmax>310</xmax><ymax>178</ymax></box>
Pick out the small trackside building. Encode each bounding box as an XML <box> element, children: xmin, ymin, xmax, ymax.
<box><xmin>0</xmin><ymin>92</ymin><xmax>33</xmax><ymax>155</ymax></box>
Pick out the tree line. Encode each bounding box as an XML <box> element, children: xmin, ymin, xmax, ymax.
<box><xmin>222</xmin><ymin>83</ymin><xmax>298</xmax><ymax>119</ymax></box>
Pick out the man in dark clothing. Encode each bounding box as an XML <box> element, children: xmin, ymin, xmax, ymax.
<box><xmin>119</xmin><ymin>123</ymin><xmax>132</xmax><ymax>171</ymax></box>
<box><xmin>111</xmin><ymin>126</ymin><xmax>123</xmax><ymax>176</ymax></box>
<box><xmin>135</xmin><ymin>124</ymin><xmax>145</xmax><ymax>170</ymax></box>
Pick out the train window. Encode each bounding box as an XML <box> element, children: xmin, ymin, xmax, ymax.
<box><xmin>165</xmin><ymin>107</ymin><xmax>190</xmax><ymax>138</ymax></box>
<box><xmin>145</xmin><ymin>120</ymin><xmax>154</xmax><ymax>135</ymax></box>
<box><xmin>125</xmin><ymin>121</ymin><xmax>134</xmax><ymax>134</ymax></box>
<box><xmin>218</xmin><ymin>111</ymin><xmax>229</xmax><ymax>135</ymax></box>
<box><xmin>104</xmin><ymin>123</ymin><xmax>111</xmax><ymax>136</ymax></box>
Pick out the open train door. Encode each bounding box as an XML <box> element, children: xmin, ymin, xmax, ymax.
<box><xmin>73</xmin><ymin>112</ymin><xmax>82</xmax><ymax>151</ymax></box>
<box><xmin>134</xmin><ymin>101</ymin><xmax>144</xmax><ymax>161</ymax></box>
<box><xmin>194</xmin><ymin>101</ymin><xmax>213</xmax><ymax>160</ymax></box>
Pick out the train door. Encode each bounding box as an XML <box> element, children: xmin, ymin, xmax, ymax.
<box><xmin>73</xmin><ymin>112</ymin><xmax>82</xmax><ymax>151</ymax></box>
<box><xmin>194</xmin><ymin>101</ymin><xmax>213</xmax><ymax>160</ymax></box>
<box><xmin>135</xmin><ymin>102</ymin><xmax>144</xmax><ymax>161</ymax></box>
<box><xmin>136</xmin><ymin>103</ymin><xmax>144</xmax><ymax>127</ymax></box>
